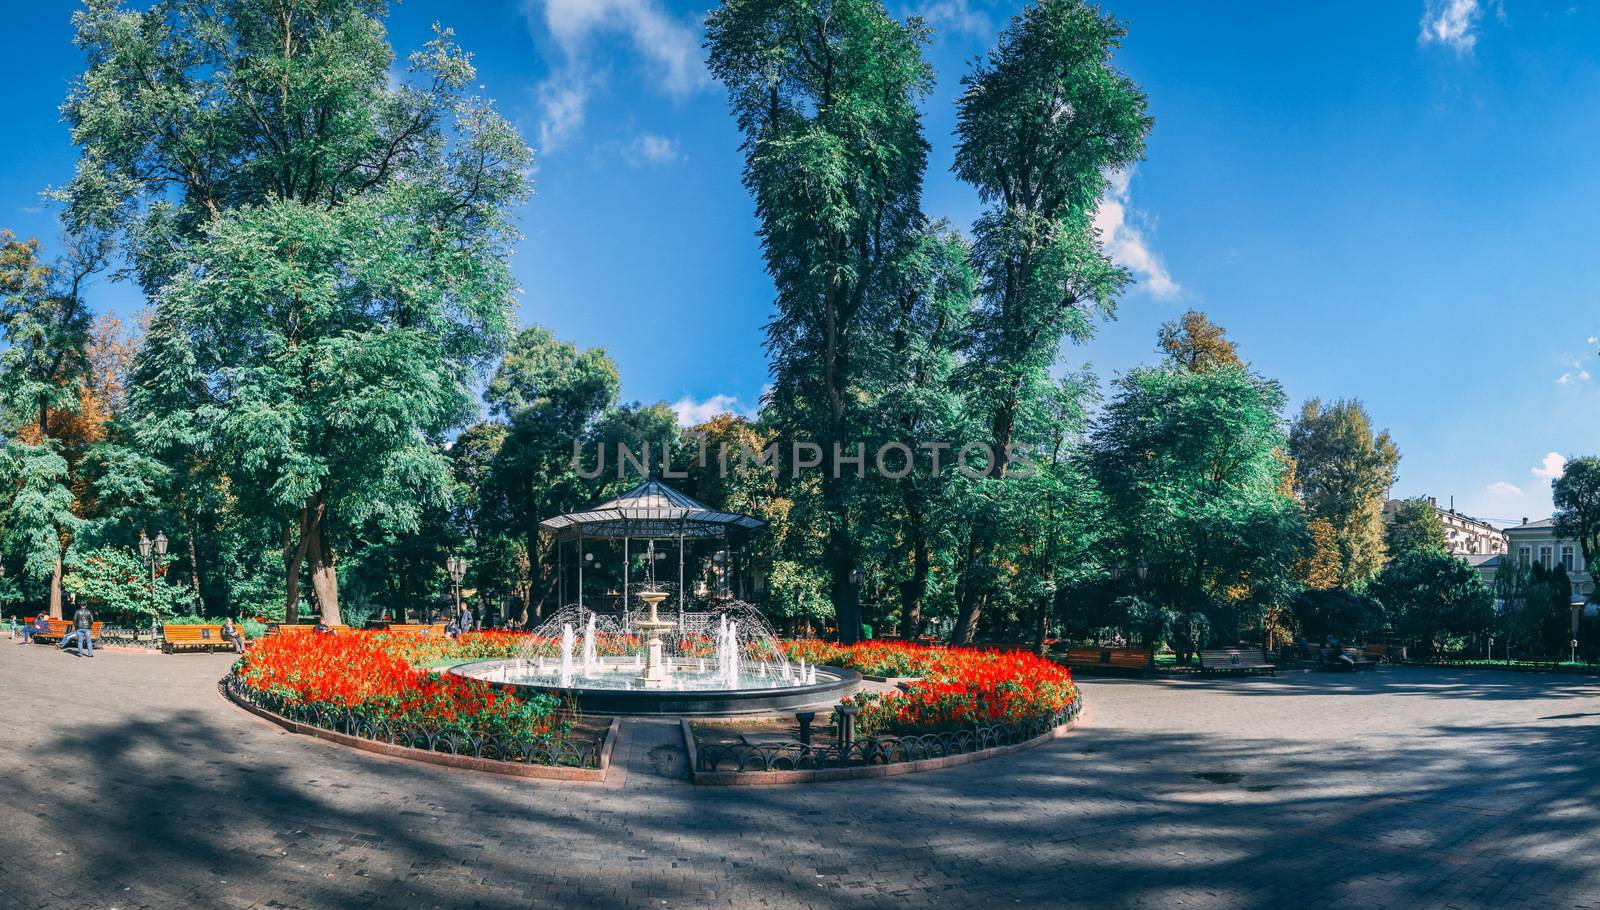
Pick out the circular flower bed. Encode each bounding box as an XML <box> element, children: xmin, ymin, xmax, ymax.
<box><xmin>783</xmin><ymin>641</ymin><xmax>1081</xmax><ymax>737</ymax></box>
<box><xmin>232</xmin><ymin>632</ymin><xmax>1078</xmax><ymax>745</ymax></box>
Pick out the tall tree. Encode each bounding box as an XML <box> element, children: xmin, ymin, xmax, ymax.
<box><xmin>707</xmin><ymin>0</ymin><xmax>933</xmax><ymax>643</ymax></box>
<box><xmin>1287</xmin><ymin>399</ymin><xmax>1399</xmax><ymax>587</ymax></box>
<box><xmin>485</xmin><ymin>325</ymin><xmax>619</xmax><ymax>620</ymax></box>
<box><xmin>1553</xmin><ymin>455</ymin><xmax>1600</xmax><ymax>593</ymax></box>
<box><xmin>0</xmin><ymin>231</ymin><xmax>101</xmax><ymax>615</ymax></box>
<box><xmin>855</xmin><ymin>223</ymin><xmax>975</xmax><ymax>639</ymax></box>
<box><xmin>949</xmin><ymin>0</ymin><xmax>1150</xmax><ymax>642</ymax></box>
<box><xmin>71</xmin><ymin>3</ymin><xmax>533</xmax><ymax>622</ymax></box>
<box><xmin>1370</xmin><ymin>549</ymin><xmax>1493</xmax><ymax>656</ymax></box>
<box><xmin>1092</xmin><ymin>363</ymin><xmax>1308</xmax><ymax>638</ymax></box>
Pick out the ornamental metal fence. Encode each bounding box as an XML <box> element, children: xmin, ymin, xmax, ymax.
<box><xmin>222</xmin><ymin>675</ymin><xmax>604</xmax><ymax>768</ymax></box>
<box><xmin>694</xmin><ymin>703</ymin><xmax>1079</xmax><ymax>773</ymax></box>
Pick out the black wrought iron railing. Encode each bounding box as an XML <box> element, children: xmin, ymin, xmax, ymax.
<box><xmin>694</xmin><ymin>702</ymin><xmax>1080</xmax><ymax>773</ymax></box>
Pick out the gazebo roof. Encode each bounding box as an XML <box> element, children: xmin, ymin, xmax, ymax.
<box><xmin>538</xmin><ymin>479</ymin><xmax>765</xmax><ymax>542</ymax></box>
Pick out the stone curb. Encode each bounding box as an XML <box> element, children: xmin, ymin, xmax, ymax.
<box><xmin>682</xmin><ymin>706</ymin><xmax>1086</xmax><ymax>786</ymax></box>
<box><xmin>223</xmin><ymin>682</ymin><xmax>618</xmax><ymax>783</ymax></box>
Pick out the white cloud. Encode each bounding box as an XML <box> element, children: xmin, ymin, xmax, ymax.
<box><xmin>625</xmin><ymin>134</ymin><xmax>683</xmax><ymax>166</ymax></box>
<box><xmin>912</xmin><ymin>0</ymin><xmax>992</xmax><ymax>39</ymax></box>
<box><xmin>535</xmin><ymin>77</ymin><xmax>590</xmax><ymax>153</ymax></box>
<box><xmin>1532</xmin><ymin>452</ymin><xmax>1567</xmax><ymax>481</ymax></box>
<box><xmin>1093</xmin><ymin>168</ymin><xmax>1180</xmax><ymax>299</ymax></box>
<box><xmin>524</xmin><ymin>0</ymin><xmax>708</xmax><ymax>153</ymax></box>
<box><xmin>1586</xmin><ymin>335</ymin><xmax>1597</xmax><ymax>345</ymax></box>
<box><xmin>1419</xmin><ymin>0</ymin><xmax>1483</xmax><ymax>53</ymax></box>
<box><xmin>670</xmin><ymin>394</ymin><xmax>751</xmax><ymax>427</ymax></box>
<box><xmin>1485</xmin><ymin>481</ymin><xmax>1523</xmax><ymax>497</ymax></box>
<box><xmin>1555</xmin><ymin>356</ymin><xmax>1591</xmax><ymax>385</ymax></box>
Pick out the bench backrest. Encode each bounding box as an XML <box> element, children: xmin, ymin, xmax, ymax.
<box><xmin>1199</xmin><ymin>648</ymin><xmax>1270</xmax><ymax>667</ymax></box>
<box><xmin>386</xmin><ymin>623</ymin><xmax>447</xmax><ymax>636</ymax></box>
<box><xmin>1063</xmin><ymin>647</ymin><xmax>1107</xmax><ymax>663</ymax></box>
<box><xmin>164</xmin><ymin>624</ymin><xmax>228</xmax><ymax>642</ymax></box>
<box><xmin>1106</xmin><ymin>648</ymin><xmax>1154</xmax><ymax>668</ymax></box>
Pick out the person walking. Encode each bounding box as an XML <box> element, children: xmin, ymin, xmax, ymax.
<box><xmin>60</xmin><ymin>600</ymin><xmax>94</xmax><ymax>657</ymax></box>
<box><xmin>456</xmin><ymin>603</ymin><xmax>474</xmax><ymax>635</ymax></box>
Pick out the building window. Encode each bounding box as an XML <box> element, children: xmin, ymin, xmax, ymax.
<box><xmin>1563</xmin><ymin>546</ymin><xmax>1575</xmax><ymax>572</ymax></box>
<box><xmin>1540</xmin><ymin>546</ymin><xmax>1553</xmax><ymax>570</ymax></box>
<box><xmin>1519</xmin><ymin>546</ymin><xmax>1532</xmax><ymax>567</ymax></box>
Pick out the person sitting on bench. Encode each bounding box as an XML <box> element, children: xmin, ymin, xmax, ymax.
<box><xmin>20</xmin><ymin>612</ymin><xmax>50</xmax><ymax>644</ymax></box>
<box><xmin>1325</xmin><ymin>634</ymin><xmax>1355</xmax><ymax>670</ymax></box>
<box><xmin>222</xmin><ymin>617</ymin><xmax>246</xmax><ymax>653</ymax></box>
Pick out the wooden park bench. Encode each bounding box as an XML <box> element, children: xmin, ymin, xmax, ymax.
<box><xmin>1060</xmin><ymin>647</ymin><xmax>1155</xmax><ymax>677</ymax></box>
<box><xmin>1313</xmin><ymin>647</ymin><xmax>1380</xmax><ymax>671</ymax></box>
<box><xmin>384</xmin><ymin>623</ymin><xmax>448</xmax><ymax>636</ymax></box>
<box><xmin>31</xmin><ymin>619</ymin><xmax>103</xmax><ymax>645</ymax></box>
<box><xmin>1199</xmin><ymin>648</ymin><xmax>1276</xmax><ymax>676</ymax></box>
<box><xmin>264</xmin><ymin>622</ymin><xmax>351</xmax><ymax>636</ymax></box>
<box><xmin>162</xmin><ymin>624</ymin><xmax>243</xmax><ymax>653</ymax></box>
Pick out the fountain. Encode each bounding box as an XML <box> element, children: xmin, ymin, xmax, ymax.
<box><xmin>633</xmin><ymin>587</ymin><xmax>674</xmax><ymax>688</ymax></box>
<box><xmin>449</xmin><ymin>596</ymin><xmax>859</xmax><ymax>715</ymax></box>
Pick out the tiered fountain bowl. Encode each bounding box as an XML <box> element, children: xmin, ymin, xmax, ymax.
<box><xmin>448</xmin><ymin>598</ymin><xmax>860</xmax><ymax>716</ymax></box>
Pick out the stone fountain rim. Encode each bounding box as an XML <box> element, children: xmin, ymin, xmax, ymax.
<box><xmin>446</xmin><ymin>658</ymin><xmax>863</xmax><ymax>717</ymax></box>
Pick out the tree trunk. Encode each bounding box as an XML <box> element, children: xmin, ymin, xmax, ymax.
<box><xmin>952</xmin><ymin>533</ymin><xmax>986</xmax><ymax>644</ymax></box>
<box><xmin>304</xmin><ymin>521</ymin><xmax>340</xmax><ymax>625</ymax></box>
<box><xmin>954</xmin><ymin>589</ymin><xmax>986</xmax><ymax>645</ymax></box>
<box><xmin>1034</xmin><ymin>594</ymin><xmax>1051</xmax><ymax>656</ymax></box>
<box><xmin>829</xmin><ymin>526</ymin><xmax>860</xmax><ymax>645</ymax></box>
<box><xmin>282</xmin><ymin>524</ymin><xmax>306</xmax><ymax>624</ymax></box>
<box><xmin>48</xmin><ymin>555</ymin><xmax>64</xmax><ymax>619</ymax></box>
<box><xmin>899</xmin><ymin>536</ymin><xmax>929</xmax><ymax>640</ymax></box>
<box><xmin>184</xmin><ymin>514</ymin><xmax>202</xmax><ymax>610</ymax></box>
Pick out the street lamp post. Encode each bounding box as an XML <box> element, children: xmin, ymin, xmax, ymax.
<box><xmin>1572</xmin><ymin>601</ymin><xmax>1583</xmax><ymax>665</ymax></box>
<box><xmin>139</xmin><ymin>531</ymin><xmax>168</xmax><ymax>640</ymax></box>
<box><xmin>447</xmin><ymin>555</ymin><xmax>467</xmax><ymax>621</ymax></box>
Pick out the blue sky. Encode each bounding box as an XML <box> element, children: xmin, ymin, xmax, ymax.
<box><xmin>4</xmin><ymin>0</ymin><xmax>1599</xmax><ymax>525</ymax></box>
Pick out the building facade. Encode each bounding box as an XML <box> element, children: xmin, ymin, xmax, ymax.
<box><xmin>1383</xmin><ymin>497</ymin><xmax>1508</xmax><ymax>557</ymax></box>
<box><xmin>1500</xmin><ymin>517</ymin><xmax>1595</xmax><ymax>603</ymax></box>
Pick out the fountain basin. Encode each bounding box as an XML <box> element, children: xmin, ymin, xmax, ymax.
<box><xmin>449</xmin><ymin>657</ymin><xmax>862</xmax><ymax>716</ymax></box>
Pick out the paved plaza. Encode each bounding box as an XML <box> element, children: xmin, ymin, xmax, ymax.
<box><xmin>3</xmin><ymin>644</ymin><xmax>1599</xmax><ymax>910</ymax></box>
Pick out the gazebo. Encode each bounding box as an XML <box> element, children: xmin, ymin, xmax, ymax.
<box><xmin>538</xmin><ymin>479</ymin><xmax>765</xmax><ymax>612</ymax></box>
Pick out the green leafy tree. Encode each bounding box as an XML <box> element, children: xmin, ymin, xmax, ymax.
<box><xmin>69</xmin><ymin>2</ymin><xmax>533</xmax><ymax>623</ymax></box>
<box><xmin>707</xmin><ymin>0</ymin><xmax>934</xmax><ymax>643</ymax></box>
<box><xmin>1553</xmin><ymin>455</ymin><xmax>1600</xmax><ymax>592</ymax></box>
<box><xmin>1287</xmin><ymin>399</ymin><xmax>1400</xmax><ymax>587</ymax></box>
<box><xmin>1289</xmin><ymin>587</ymin><xmax>1383</xmax><ymax>644</ymax></box>
<box><xmin>486</xmin><ymin>326</ymin><xmax>620</xmax><ymax>619</ymax></box>
<box><xmin>1092</xmin><ymin>363</ymin><xmax>1308</xmax><ymax>640</ymax></box>
<box><xmin>1384</xmin><ymin>496</ymin><xmax>1448</xmax><ymax>559</ymax></box>
<box><xmin>63</xmin><ymin>545</ymin><xmax>189</xmax><ymax>622</ymax></box>
<box><xmin>1370</xmin><ymin>549</ymin><xmax>1494</xmax><ymax>656</ymax></box>
<box><xmin>0</xmin><ymin>232</ymin><xmax>104</xmax><ymax>616</ymax></box>
<box><xmin>949</xmin><ymin>0</ymin><xmax>1151</xmax><ymax>643</ymax></box>
<box><xmin>854</xmin><ymin>223</ymin><xmax>976</xmax><ymax>639</ymax></box>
